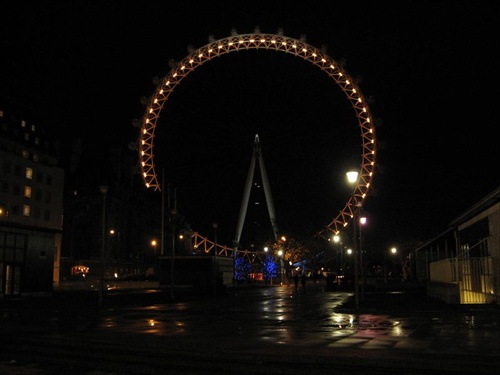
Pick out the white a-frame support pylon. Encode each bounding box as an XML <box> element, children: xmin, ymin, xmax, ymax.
<box><xmin>234</xmin><ymin>134</ymin><xmax>279</xmax><ymax>249</ymax></box>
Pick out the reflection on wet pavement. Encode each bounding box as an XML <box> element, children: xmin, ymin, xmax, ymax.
<box><xmin>51</xmin><ymin>283</ymin><xmax>495</xmax><ymax>358</ymax></box>
<box><xmin>1</xmin><ymin>282</ymin><xmax>500</xmax><ymax>374</ymax></box>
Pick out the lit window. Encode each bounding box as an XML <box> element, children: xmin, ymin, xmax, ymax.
<box><xmin>26</xmin><ymin>167</ymin><xmax>33</xmax><ymax>179</ymax></box>
<box><xmin>33</xmin><ymin>153</ymin><xmax>39</xmax><ymax>162</ymax></box>
<box><xmin>35</xmin><ymin>137</ymin><xmax>40</xmax><ymax>145</ymax></box>
<box><xmin>23</xmin><ymin>204</ymin><xmax>30</xmax><ymax>217</ymax></box>
<box><xmin>21</xmin><ymin>120</ymin><xmax>26</xmax><ymax>127</ymax></box>
<box><xmin>22</xmin><ymin>150</ymin><xmax>29</xmax><ymax>158</ymax></box>
<box><xmin>24</xmin><ymin>133</ymin><xmax>29</xmax><ymax>141</ymax></box>
<box><xmin>0</xmin><ymin>110</ymin><xmax>3</xmax><ymax>118</ymax></box>
<box><xmin>24</xmin><ymin>186</ymin><xmax>32</xmax><ymax>198</ymax></box>
<box><xmin>31</xmin><ymin>124</ymin><xmax>35</xmax><ymax>132</ymax></box>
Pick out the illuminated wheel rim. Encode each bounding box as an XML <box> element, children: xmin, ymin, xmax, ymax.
<box><xmin>138</xmin><ymin>31</ymin><xmax>376</xmax><ymax>236</ymax></box>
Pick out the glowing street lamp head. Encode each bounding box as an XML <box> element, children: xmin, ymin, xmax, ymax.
<box><xmin>346</xmin><ymin>171</ymin><xmax>359</xmax><ymax>184</ymax></box>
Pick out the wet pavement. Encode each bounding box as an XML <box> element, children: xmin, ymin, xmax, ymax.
<box><xmin>1</xmin><ymin>281</ymin><xmax>500</xmax><ymax>374</ymax></box>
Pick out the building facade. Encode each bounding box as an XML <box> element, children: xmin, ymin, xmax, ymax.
<box><xmin>0</xmin><ymin>108</ymin><xmax>64</xmax><ymax>297</ymax></box>
<box><xmin>413</xmin><ymin>185</ymin><xmax>500</xmax><ymax>304</ymax></box>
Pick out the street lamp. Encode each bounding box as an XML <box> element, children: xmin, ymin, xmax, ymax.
<box><xmin>263</xmin><ymin>247</ymin><xmax>269</xmax><ymax>285</ymax></box>
<box><xmin>108</xmin><ymin>229</ymin><xmax>120</xmax><ymax>266</ymax></box>
<box><xmin>170</xmin><ymin>207</ymin><xmax>177</xmax><ymax>300</ymax></box>
<box><xmin>277</xmin><ymin>249</ymin><xmax>283</xmax><ymax>285</ymax></box>
<box><xmin>359</xmin><ymin>216</ymin><xmax>367</xmax><ymax>301</ymax></box>
<box><xmin>98</xmin><ymin>185</ymin><xmax>109</xmax><ymax>307</ymax></box>
<box><xmin>279</xmin><ymin>236</ymin><xmax>286</xmax><ymax>284</ymax></box>
<box><xmin>390</xmin><ymin>247</ymin><xmax>401</xmax><ymax>278</ymax></box>
<box><xmin>151</xmin><ymin>239</ymin><xmax>158</xmax><ymax>254</ymax></box>
<box><xmin>346</xmin><ymin>170</ymin><xmax>361</xmax><ymax>310</ymax></box>
<box><xmin>333</xmin><ymin>234</ymin><xmax>343</xmax><ymax>275</ymax></box>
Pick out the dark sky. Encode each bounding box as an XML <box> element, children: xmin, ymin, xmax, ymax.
<box><xmin>1</xmin><ymin>1</ymin><xmax>499</xmax><ymax>252</ymax></box>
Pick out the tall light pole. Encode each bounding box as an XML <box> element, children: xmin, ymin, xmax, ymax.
<box><xmin>390</xmin><ymin>247</ymin><xmax>400</xmax><ymax>279</ymax></box>
<box><xmin>213</xmin><ymin>222</ymin><xmax>218</xmax><ymax>296</ymax></box>
<box><xmin>346</xmin><ymin>171</ymin><xmax>360</xmax><ymax>310</ymax></box>
<box><xmin>264</xmin><ymin>246</ymin><xmax>269</xmax><ymax>286</ymax></box>
<box><xmin>333</xmin><ymin>234</ymin><xmax>342</xmax><ymax>275</ymax></box>
<box><xmin>279</xmin><ymin>236</ymin><xmax>286</xmax><ymax>284</ymax></box>
<box><xmin>233</xmin><ymin>247</ymin><xmax>237</xmax><ymax>290</ymax></box>
<box><xmin>278</xmin><ymin>249</ymin><xmax>283</xmax><ymax>285</ymax></box>
<box><xmin>170</xmin><ymin>207</ymin><xmax>177</xmax><ymax>300</ymax></box>
<box><xmin>169</xmin><ymin>186</ymin><xmax>177</xmax><ymax>301</ymax></box>
<box><xmin>359</xmin><ymin>216</ymin><xmax>367</xmax><ymax>301</ymax></box>
<box><xmin>98</xmin><ymin>185</ymin><xmax>108</xmax><ymax>307</ymax></box>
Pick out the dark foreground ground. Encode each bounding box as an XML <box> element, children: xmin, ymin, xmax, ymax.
<box><xmin>1</xmin><ymin>281</ymin><xmax>499</xmax><ymax>374</ymax></box>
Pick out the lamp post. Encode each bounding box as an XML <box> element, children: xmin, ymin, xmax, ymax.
<box><xmin>213</xmin><ymin>222</ymin><xmax>218</xmax><ymax>296</ymax></box>
<box><xmin>390</xmin><ymin>247</ymin><xmax>401</xmax><ymax>279</ymax></box>
<box><xmin>359</xmin><ymin>216</ymin><xmax>367</xmax><ymax>301</ymax></box>
<box><xmin>170</xmin><ymin>207</ymin><xmax>177</xmax><ymax>300</ymax></box>
<box><xmin>333</xmin><ymin>234</ymin><xmax>343</xmax><ymax>275</ymax></box>
<box><xmin>233</xmin><ymin>239</ymin><xmax>238</xmax><ymax>290</ymax></box>
<box><xmin>98</xmin><ymin>185</ymin><xmax>108</xmax><ymax>307</ymax></box>
<box><xmin>263</xmin><ymin>246</ymin><xmax>269</xmax><ymax>285</ymax></box>
<box><xmin>279</xmin><ymin>236</ymin><xmax>286</xmax><ymax>284</ymax></box>
<box><xmin>278</xmin><ymin>249</ymin><xmax>283</xmax><ymax>285</ymax></box>
<box><xmin>346</xmin><ymin>171</ymin><xmax>361</xmax><ymax>310</ymax></box>
<box><xmin>109</xmin><ymin>229</ymin><xmax>120</xmax><ymax>270</ymax></box>
<box><xmin>346</xmin><ymin>248</ymin><xmax>353</xmax><ymax>279</ymax></box>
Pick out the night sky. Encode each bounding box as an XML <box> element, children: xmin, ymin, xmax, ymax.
<box><xmin>1</xmin><ymin>1</ymin><xmax>499</xmax><ymax>253</ymax></box>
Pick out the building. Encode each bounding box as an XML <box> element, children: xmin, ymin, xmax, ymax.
<box><xmin>0</xmin><ymin>108</ymin><xmax>64</xmax><ymax>297</ymax></box>
<box><xmin>413</xmin><ymin>185</ymin><xmax>500</xmax><ymax>304</ymax></box>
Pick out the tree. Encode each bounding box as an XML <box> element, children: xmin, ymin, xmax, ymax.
<box><xmin>261</xmin><ymin>254</ymin><xmax>278</xmax><ymax>282</ymax></box>
<box><xmin>235</xmin><ymin>256</ymin><xmax>253</xmax><ymax>282</ymax></box>
<box><xmin>267</xmin><ymin>237</ymin><xmax>315</xmax><ymax>270</ymax></box>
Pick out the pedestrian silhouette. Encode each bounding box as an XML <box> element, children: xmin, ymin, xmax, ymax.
<box><xmin>301</xmin><ymin>273</ymin><xmax>307</xmax><ymax>288</ymax></box>
<box><xmin>293</xmin><ymin>274</ymin><xmax>300</xmax><ymax>289</ymax></box>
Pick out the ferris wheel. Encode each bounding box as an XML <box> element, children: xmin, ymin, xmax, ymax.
<box><xmin>136</xmin><ymin>29</ymin><xmax>377</xmax><ymax>239</ymax></box>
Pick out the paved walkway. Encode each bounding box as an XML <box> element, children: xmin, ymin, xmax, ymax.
<box><xmin>1</xmin><ymin>281</ymin><xmax>500</xmax><ymax>374</ymax></box>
